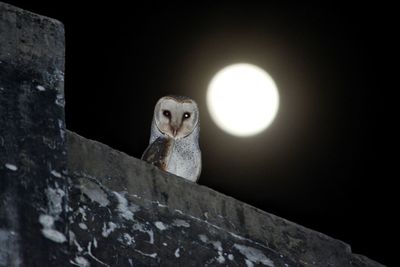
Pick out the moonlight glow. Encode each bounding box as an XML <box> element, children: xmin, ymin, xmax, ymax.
<box><xmin>207</xmin><ymin>63</ymin><xmax>279</xmax><ymax>137</ymax></box>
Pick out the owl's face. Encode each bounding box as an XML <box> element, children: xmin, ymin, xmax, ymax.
<box><xmin>154</xmin><ymin>96</ymin><xmax>199</xmax><ymax>139</ymax></box>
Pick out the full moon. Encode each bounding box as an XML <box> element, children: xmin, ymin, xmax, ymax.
<box><xmin>207</xmin><ymin>63</ymin><xmax>279</xmax><ymax>137</ymax></box>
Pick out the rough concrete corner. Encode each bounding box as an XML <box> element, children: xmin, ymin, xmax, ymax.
<box><xmin>0</xmin><ymin>2</ymin><xmax>67</xmax><ymax>266</ymax></box>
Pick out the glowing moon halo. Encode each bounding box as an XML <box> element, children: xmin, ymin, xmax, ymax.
<box><xmin>207</xmin><ymin>63</ymin><xmax>279</xmax><ymax>137</ymax></box>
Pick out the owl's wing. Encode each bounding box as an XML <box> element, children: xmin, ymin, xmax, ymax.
<box><xmin>141</xmin><ymin>136</ymin><xmax>174</xmax><ymax>171</ymax></box>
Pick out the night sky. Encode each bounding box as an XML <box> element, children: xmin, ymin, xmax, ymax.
<box><xmin>7</xmin><ymin>1</ymin><xmax>390</xmax><ymax>265</ymax></box>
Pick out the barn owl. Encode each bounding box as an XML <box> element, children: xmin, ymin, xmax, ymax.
<box><xmin>142</xmin><ymin>95</ymin><xmax>201</xmax><ymax>182</ymax></box>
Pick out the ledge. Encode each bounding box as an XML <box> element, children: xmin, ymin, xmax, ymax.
<box><xmin>67</xmin><ymin>130</ymin><xmax>382</xmax><ymax>267</ymax></box>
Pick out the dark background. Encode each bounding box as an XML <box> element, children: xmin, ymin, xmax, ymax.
<box><xmin>6</xmin><ymin>1</ymin><xmax>391</xmax><ymax>265</ymax></box>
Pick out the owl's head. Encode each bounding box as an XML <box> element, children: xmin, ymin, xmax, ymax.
<box><xmin>154</xmin><ymin>95</ymin><xmax>199</xmax><ymax>139</ymax></box>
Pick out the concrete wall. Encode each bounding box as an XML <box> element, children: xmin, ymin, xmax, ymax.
<box><xmin>67</xmin><ymin>130</ymin><xmax>382</xmax><ymax>267</ymax></box>
<box><xmin>0</xmin><ymin>2</ymin><xmax>384</xmax><ymax>267</ymax></box>
<box><xmin>0</xmin><ymin>2</ymin><xmax>68</xmax><ymax>266</ymax></box>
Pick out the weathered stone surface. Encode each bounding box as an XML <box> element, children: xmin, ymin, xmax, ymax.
<box><xmin>67</xmin><ymin>131</ymin><xmax>383</xmax><ymax>267</ymax></box>
<box><xmin>0</xmin><ymin>2</ymin><xmax>67</xmax><ymax>267</ymax></box>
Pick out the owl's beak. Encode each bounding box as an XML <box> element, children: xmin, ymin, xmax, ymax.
<box><xmin>169</xmin><ymin>119</ymin><xmax>181</xmax><ymax>138</ymax></box>
<box><xmin>170</xmin><ymin>126</ymin><xmax>179</xmax><ymax>137</ymax></box>
<box><xmin>172</xmin><ymin>127</ymin><xmax>178</xmax><ymax>137</ymax></box>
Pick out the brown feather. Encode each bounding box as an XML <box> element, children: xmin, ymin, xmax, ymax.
<box><xmin>141</xmin><ymin>136</ymin><xmax>174</xmax><ymax>171</ymax></box>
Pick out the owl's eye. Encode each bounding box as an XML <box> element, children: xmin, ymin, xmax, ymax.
<box><xmin>183</xmin><ymin>112</ymin><xmax>191</xmax><ymax>119</ymax></box>
<box><xmin>163</xmin><ymin>110</ymin><xmax>171</xmax><ymax>118</ymax></box>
